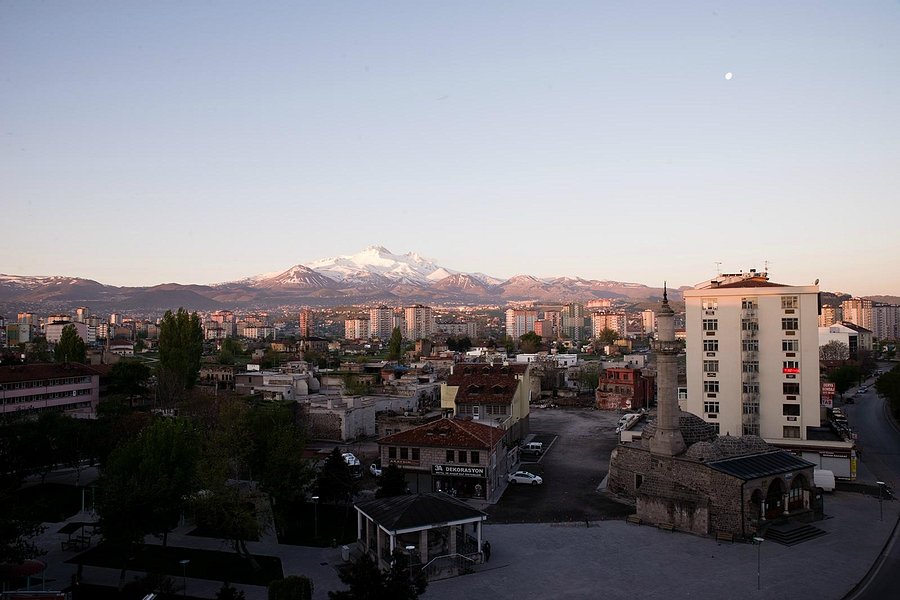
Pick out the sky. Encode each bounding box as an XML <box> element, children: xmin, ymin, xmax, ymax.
<box><xmin>2</xmin><ymin>1</ymin><xmax>899</xmax><ymax>295</ymax></box>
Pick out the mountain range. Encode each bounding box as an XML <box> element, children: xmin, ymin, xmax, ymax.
<box><xmin>0</xmin><ymin>246</ymin><xmax>831</xmax><ymax>311</ymax></box>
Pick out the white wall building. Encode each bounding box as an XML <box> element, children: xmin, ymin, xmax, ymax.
<box><xmin>345</xmin><ymin>317</ymin><xmax>370</xmax><ymax>340</ymax></box>
<box><xmin>641</xmin><ymin>309</ymin><xmax>656</xmax><ymax>335</ymax></box>
<box><xmin>684</xmin><ymin>271</ymin><xmax>820</xmax><ymax>443</ymax></box>
<box><xmin>591</xmin><ymin>312</ymin><xmax>627</xmax><ymax>338</ymax></box>
<box><xmin>404</xmin><ymin>305</ymin><xmax>434</xmax><ymax>341</ymax></box>
<box><xmin>872</xmin><ymin>304</ymin><xmax>900</xmax><ymax>341</ymax></box>
<box><xmin>505</xmin><ymin>309</ymin><xmax>537</xmax><ymax>341</ymax></box>
<box><xmin>841</xmin><ymin>298</ymin><xmax>873</xmax><ymax>332</ymax></box>
<box><xmin>368</xmin><ymin>306</ymin><xmax>395</xmax><ymax>340</ymax></box>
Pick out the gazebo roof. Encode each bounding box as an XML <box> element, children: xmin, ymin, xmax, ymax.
<box><xmin>355</xmin><ymin>492</ymin><xmax>487</xmax><ymax>533</ymax></box>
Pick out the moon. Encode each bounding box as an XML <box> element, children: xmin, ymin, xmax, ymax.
<box><xmin>725</xmin><ymin>72</ymin><xmax>733</xmax><ymax>80</ymax></box>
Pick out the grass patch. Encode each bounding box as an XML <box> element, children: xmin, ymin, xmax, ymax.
<box><xmin>68</xmin><ymin>543</ymin><xmax>283</xmax><ymax>586</ymax></box>
<box><xmin>15</xmin><ymin>482</ymin><xmax>83</xmax><ymax>523</ymax></box>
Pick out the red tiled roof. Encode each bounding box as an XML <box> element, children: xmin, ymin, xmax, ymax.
<box><xmin>0</xmin><ymin>362</ymin><xmax>100</xmax><ymax>384</ymax></box>
<box><xmin>378</xmin><ymin>417</ymin><xmax>505</xmax><ymax>450</ymax></box>
<box><xmin>449</xmin><ymin>363</ymin><xmax>527</xmax><ymax>380</ymax></box>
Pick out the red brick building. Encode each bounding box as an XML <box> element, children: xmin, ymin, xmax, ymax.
<box><xmin>595</xmin><ymin>367</ymin><xmax>655</xmax><ymax>410</ymax></box>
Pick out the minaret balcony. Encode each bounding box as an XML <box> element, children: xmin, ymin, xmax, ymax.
<box><xmin>652</xmin><ymin>340</ymin><xmax>682</xmax><ymax>353</ymax></box>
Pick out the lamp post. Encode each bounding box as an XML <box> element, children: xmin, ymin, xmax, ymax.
<box><xmin>405</xmin><ymin>545</ymin><xmax>416</xmax><ymax>585</ymax></box>
<box><xmin>312</xmin><ymin>496</ymin><xmax>320</xmax><ymax>540</ymax></box>
<box><xmin>178</xmin><ymin>559</ymin><xmax>190</xmax><ymax>597</ymax></box>
<box><xmin>753</xmin><ymin>537</ymin><xmax>764</xmax><ymax>591</ymax></box>
<box><xmin>877</xmin><ymin>482</ymin><xmax>885</xmax><ymax>521</ymax></box>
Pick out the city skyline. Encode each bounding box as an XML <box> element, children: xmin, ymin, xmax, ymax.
<box><xmin>3</xmin><ymin>2</ymin><xmax>899</xmax><ymax>295</ymax></box>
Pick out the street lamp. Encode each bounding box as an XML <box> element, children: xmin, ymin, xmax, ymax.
<box><xmin>877</xmin><ymin>482</ymin><xmax>886</xmax><ymax>521</ymax></box>
<box><xmin>405</xmin><ymin>545</ymin><xmax>416</xmax><ymax>584</ymax></box>
<box><xmin>178</xmin><ymin>559</ymin><xmax>190</xmax><ymax>597</ymax></box>
<box><xmin>312</xmin><ymin>496</ymin><xmax>320</xmax><ymax>540</ymax></box>
<box><xmin>753</xmin><ymin>537</ymin><xmax>764</xmax><ymax>591</ymax></box>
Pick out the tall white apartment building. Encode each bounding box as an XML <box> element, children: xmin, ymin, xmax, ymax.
<box><xmin>344</xmin><ymin>317</ymin><xmax>370</xmax><ymax>340</ymax></box>
<box><xmin>841</xmin><ymin>298</ymin><xmax>873</xmax><ymax>332</ymax></box>
<box><xmin>591</xmin><ymin>312</ymin><xmax>627</xmax><ymax>338</ymax></box>
<box><xmin>818</xmin><ymin>305</ymin><xmax>841</xmax><ymax>327</ymax></box>
<box><xmin>684</xmin><ymin>271</ymin><xmax>820</xmax><ymax>442</ymax></box>
<box><xmin>404</xmin><ymin>305</ymin><xmax>434</xmax><ymax>341</ymax></box>
<box><xmin>505</xmin><ymin>309</ymin><xmax>537</xmax><ymax>340</ymax></box>
<box><xmin>561</xmin><ymin>303</ymin><xmax>585</xmax><ymax>340</ymax></box>
<box><xmin>368</xmin><ymin>306</ymin><xmax>394</xmax><ymax>339</ymax></box>
<box><xmin>641</xmin><ymin>309</ymin><xmax>656</xmax><ymax>335</ymax></box>
<box><xmin>872</xmin><ymin>304</ymin><xmax>900</xmax><ymax>341</ymax></box>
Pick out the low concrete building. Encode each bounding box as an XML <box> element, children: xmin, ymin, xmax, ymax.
<box><xmin>0</xmin><ymin>363</ymin><xmax>100</xmax><ymax>417</ymax></box>
<box><xmin>302</xmin><ymin>396</ymin><xmax>377</xmax><ymax>441</ymax></box>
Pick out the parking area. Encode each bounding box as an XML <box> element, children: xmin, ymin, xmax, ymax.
<box><xmin>486</xmin><ymin>407</ymin><xmax>635</xmax><ymax>523</ymax></box>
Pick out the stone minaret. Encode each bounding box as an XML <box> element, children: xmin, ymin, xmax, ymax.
<box><xmin>650</xmin><ymin>283</ymin><xmax>686</xmax><ymax>456</ymax></box>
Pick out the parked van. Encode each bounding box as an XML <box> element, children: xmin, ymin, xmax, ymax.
<box><xmin>522</xmin><ymin>442</ymin><xmax>543</xmax><ymax>455</ymax></box>
<box><xmin>814</xmin><ymin>469</ymin><xmax>836</xmax><ymax>492</ymax></box>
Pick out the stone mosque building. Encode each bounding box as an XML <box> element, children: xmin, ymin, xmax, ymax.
<box><xmin>606</xmin><ymin>286</ymin><xmax>819</xmax><ymax>539</ymax></box>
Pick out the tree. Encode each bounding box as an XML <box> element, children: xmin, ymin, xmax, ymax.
<box><xmin>328</xmin><ymin>551</ymin><xmax>426</xmax><ymax>600</ymax></box>
<box><xmin>596</xmin><ymin>328</ymin><xmax>620</xmax><ymax>347</ymax></box>
<box><xmin>518</xmin><ymin>331</ymin><xmax>542</xmax><ymax>353</ymax></box>
<box><xmin>158</xmin><ymin>308</ymin><xmax>203</xmax><ymax>403</ymax></box>
<box><xmin>24</xmin><ymin>337</ymin><xmax>52</xmax><ymax>363</ymax></box>
<box><xmin>447</xmin><ymin>336</ymin><xmax>472</xmax><ymax>352</ymax></box>
<box><xmin>218</xmin><ymin>583</ymin><xmax>247</xmax><ymax>600</ymax></box>
<box><xmin>387</xmin><ymin>328</ymin><xmax>403</xmax><ymax>361</ymax></box>
<box><xmin>316</xmin><ymin>447</ymin><xmax>357</xmax><ymax>504</ymax></box>
<box><xmin>827</xmin><ymin>365</ymin><xmax>862</xmax><ymax>398</ymax></box>
<box><xmin>110</xmin><ymin>359</ymin><xmax>151</xmax><ymax>399</ymax></box>
<box><xmin>819</xmin><ymin>341</ymin><xmax>850</xmax><ymax>361</ymax></box>
<box><xmin>875</xmin><ymin>366</ymin><xmax>900</xmax><ymax>418</ymax></box>
<box><xmin>376</xmin><ymin>465</ymin><xmax>408</xmax><ymax>498</ymax></box>
<box><xmin>53</xmin><ymin>324</ymin><xmax>87</xmax><ymax>363</ymax></box>
<box><xmin>268</xmin><ymin>576</ymin><xmax>313</xmax><ymax>600</ymax></box>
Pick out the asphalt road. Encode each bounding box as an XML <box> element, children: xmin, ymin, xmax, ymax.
<box><xmin>486</xmin><ymin>407</ymin><xmax>634</xmax><ymax>523</ymax></box>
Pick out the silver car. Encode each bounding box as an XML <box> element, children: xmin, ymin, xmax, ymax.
<box><xmin>508</xmin><ymin>471</ymin><xmax>543</xmax><ymax>485</ymax></box>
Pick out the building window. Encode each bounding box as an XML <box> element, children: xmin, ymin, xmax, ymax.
<box><xmin>742</xmin><ymin>361</ymin><xmax>759</xmax><ymax>373</ymax></box>
<box><xmin>781</xmin><ymin>296</ymin><xmax>799</xmax><ymax>309</ymax></box>
<box><xmin>388</xmin><ymin>447</ymin><xmax>397</xmax><ymax>459</ymax></box>
<box><xmin>400</xmin><ymin>447</ymin><xmax>408</xmax><ymax>460</ymax></box>
<box><xmin>783</xmin><ymin>404</ymin><xmax>801</xmax><ymax>416</ymax></box>
<box><xmin>741</xmin><ymin>319</ymin><xmax>759</xmax><ymax>331</ymax></box>
<box><xmin>703</xmin><ymin>339</ymin><xmax>719</xmax><ymax>352</ymax></box>
<box><xmin>710</xmin><ymin>423</ymin><xmax>721</xmax><ymax>434</ymax></box>
<box><xmin>446</xmin><ymin>450</ymin><xmax>455</xmax><ymax>463</ymax></box>
<box><xmin>742</xmin><ymin>339</ymin><xmax>759</xmax><ymax>352</ymax></box>
<box><xmin>635</xmin><ymin>473</ymin><xmax>644</xmax><ymax>488</ymax></box>
<box><xmin>782</xmin><ymin>318</ymin><xmax>799</xmax><ymax>330</ymax></box>
<box><xmin>703</xmin><ymin>360</ymin><xmax>719</xmax><ymax>373</ymax></box>
<box><xmin>783</xmin><ymin>426</ymin><xmax>801</xmax><ymax>439</ymax></box>
<box><xmin>783</xmin><ymin>383</ymin><xmax>800</xmax><ymax>395</ymax></box>
<box><xmin>743</xmin><ymin>423</ymin><xmax>760</xmax><ymax>436</ymax></box>
<box><xmin>458</xmin><ymin>451</ymin><xmax>468</xmax><ymax>463</ymax></box>
<box><xmin>742</xmin><ymin>299</ymin><xmax>757</xmax><ymax>310</ymax></box>
<box><xmin>704</xmin><ymin>381</ymin><xmax>719</xmax><ymax>393</ymax></box>
<box><xmin>470</xmin><ymin>451</ymin><xmax>480</xmax><ymax>464</ymax></box>
<box><xmin>702</xmin><ymin>298</ymin><xmax>718</xmax><ymax>310</ymax></box>
<box><xmin>743</xmin><ymin>382</ymin><xmax>759</xmax><ymax>394</ymax></box>
<box><xmin>783</xmin><ymin>360</ymin><xmax>800</xmax><ymax>371</ymax></box>
<box><xmin>702</xmin><ymin>319</ymin><xmax>718</xmax><ymax>332</ymax></box>
<box><xmin>412</xmin><ymin>448</ymin><xmax>420</xmax><ymax>461</ymax></box>
<box><xmin>782</xmin><ymin>339</ymin><xmax>799</xmax><ymax>352</ymax></box>
<box><xmin>704</xmin><ymin>401</ymin><xmax>720</xmax><ymax>413</ymax></box>
<box><xmin>743</xmin><ymin>403</ymin><xmax>759</xmax><ymax>414</ymax></box>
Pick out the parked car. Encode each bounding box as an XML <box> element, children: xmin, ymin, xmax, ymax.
<box><xmin>507</xmin><ymin>471</ymin><xmax>543</xmax><ymax>485</ymax></box>
<box><xmin>343</xmin><ymin>452</ymin><xmax>363</xmax><ymax>478</ymax></box>
<box><xmin>522</xmin><ymin>442</ymin><xmax>543</xmax><ymax>456</ymax></box>
<box><xmin>369</xmin><ymin>461</ymin><xmax>383</xmax><ymax>477</ymax></box>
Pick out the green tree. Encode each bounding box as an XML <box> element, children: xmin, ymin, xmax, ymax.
<box><xmin>53</xmin><ymin>324</ymin><xmax>87</xmax><ymax>363</ymax></box>
<box><xmin>0</xmin><ymin>422</ymin><xmax>45</xmax><ymax>564</ymax></box>
<box><xmin>316</xmin><ymin>447</ymin><xmax>357</xmax><ymax>504</ymax></box>
<box><xmin>596</xmin><ymin>328</ymin><xmax>620</xmax><ymax>346</ymax></box>
<box><xmin>875</xmin><ymin>366</ymin><xmax>900</xmax><ymax>418</ymax></box>
<box><xmin>218</xmin><ymin>583</ymin><xmax>247</xmax><ymax>600</ymax></box>
<box><xmin>819</xmin><ymin>340</ymin><xmax>850</xmax><ymax>361</ymax></box>
<box><xmin>827</xmin><ymin>365</ymin><xmax>862</xmax><ymax>398</ymax></box>
<box><xmin>25</xmin><ymin>337</ymin><xmax>53</xmax><ymax>363</ymax></box>
<box><xmin>328</xmin><ymin>550</ymin><xmax>426</xmax><ymax>600</ymax></box>
<box><xmin>110</xmin><ymin>359</ymin><xmax>152</xmax><ymax>399</ymax></box>
<box><xmin>518</xmin><ymin>331</ymin><xmax>542</xmax><ymax>353</ymax></box>
<box><xmin>387</xmin><ymin>328</ymin><xmax>403</xmax><ymax>361</ymax></box>
<box><xmin>376</xmin><ymin>465</ymin><xmax>408</xmax><ymax>498</ymax></box>
<box><xmin>158</xmin><ymin>308</ymin><xmax>203</xmax><ymax>403</ymax></box>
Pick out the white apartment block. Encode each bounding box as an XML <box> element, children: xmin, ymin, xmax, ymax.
<box><xmin>345</xmin><ymin>317</ymin><xmax>370</xmax><ymax>340</ymax></box>
<box><xmin>641</xmin><ymin>309</ymin><xmax>656</xmax><ymax>335</ymax></box>
<box><xmin>561</xmin><ymin>303</ymin><xmax>586</xmax><ymax>340</ymax></box>
<box><xmin>841</xmin><ymin>298</ymin><xmax>873</xmax><ymax>332</ymax></box>
<box><xmin>505</xmin><ymin>309</ymin><xmax>537</xmax><ymax>340</ymax></box>
<box><xmin>368</xmin><ymin>306</ymin><xmax>395</xmax><ymax>339</ymax></box>
<box><xmin>872</xmin><ymin>304</ymin><xmax>900</xmax><ymax>341</ymax></box>
<box><xmin>404</xmin><ymin>305</ymin><xmax>434</xmax><ymax>341</ymax></box>
<box><xmin>435</xmin><ymin>320</ymin><xmax>478</xmax><ymax>338</ymax></box>
<box><xmin>592</xmin><ymin>312</ymin><xmax>627</xmax><ymax>338</ymax></box>
<box><xmin>818</xmin><ymin>305</ymin><xmax>841</xmax><ymax>327</ymax></box>
<box><xmin>45</xmin><ymin>321</ymin><xmax>96</xmax><ymax>345</ymax></box>
<box><xmin>684</xmin><ymin>271</ymin><xmax>820</xmax><ymax>443</ymax></box>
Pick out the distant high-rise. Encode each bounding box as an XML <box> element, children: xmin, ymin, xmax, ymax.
<box><xmin>368</xmin><ymin>306</ymin><xmax>394</xmax><ymax>340</ymax></box>
<box><xmin>872</xmin><ymin>304</ymin><xmax>900</xmax><ymax>341</ymax></box>
<box><xmin>505</xmin><ymin>308</ymin><xmax>537</xmax><ymax>341</ymax></box>
<box><xmin>818</xmin><ymin>305</ymin><xmax>841</xmax><ymax>327</ymax></box>
<box><xmin>641</xmin><ymin>309</ymin><xmax>656</xmax><ymax>335</ymax></box>
<box><xmin>345</xmin><ymin>317</ymin><xmax>370</xmax><ymax>340</ymax></box>
<box><xmin>404</xmin><ymin>305</ymin><xmax>434</xmax><ymax>341</ymax></box>
<box><xmin>591</xmin><ymin>312</ymin><xmax>627</xmax><ymax>339</ymax></box>
<box><xmin>561</xmin><ymin>303</ymin><xmax>585</xmax><ymax>341</ymax></box>
<box><xmin>841</xmin><ymin>298</ymin><xmax>873</xmax><ymax>332</ymax></box>
<box><xmin>298</xmin><ymin>309</ymin><xmax>312</xmax><ymax>338</ymax></box>
<box><xmin>75</xmin><ymin>307</ymin><xmax>90</xmax><ymax>323</ymax></box>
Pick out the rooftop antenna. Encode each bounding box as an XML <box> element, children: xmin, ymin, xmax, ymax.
<box><xmin>764</xmin><ymin>260</ymin><xmax>770</xmax><ymax>274</ymax></box>
<box><xmin>714</xmin><ymin>262</ymin><xmax>722</xmax><ymax>275</ymax></box>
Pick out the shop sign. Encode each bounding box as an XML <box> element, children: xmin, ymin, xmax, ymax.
<box><xmin>432</xmin><ymin>464</ymin><xmax>486</xmax><ymax>478</ymax></box>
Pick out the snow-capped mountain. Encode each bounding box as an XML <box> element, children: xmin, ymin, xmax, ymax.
<box><xmin>305</xmin><ymin>246</ymin><xmax>455</xmax><ymax>284</ymax></box>
<box><xmin>248</xmin><ymin>265</ymin><xmax>337</xmax><ymax>290</ymax></box>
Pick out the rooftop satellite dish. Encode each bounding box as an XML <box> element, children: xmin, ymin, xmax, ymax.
<box><xmin>814</xmin><ymin>278</ymin><xmax>819</xmax><ymax>285</ymax></box>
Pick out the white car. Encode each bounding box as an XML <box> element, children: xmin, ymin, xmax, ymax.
<box><xmin>508</xmin><ymin>471</ymin><xmax>543</xmax><ymax>485</ymax></box>
<box><xmin>369</xmin><ymin>461</ymin><xmax>383</xmax><ymax>477</ymax></box>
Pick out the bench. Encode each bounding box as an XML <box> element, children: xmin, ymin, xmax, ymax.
<box><xmin>626</xmin><ymin>515</ymin><xmax>642</xmax><ymax>525</ymax></box>
<box><xmin>658</xmin><ymin>523</ymin><xmax>675</xmax><ymax>532</ymax></box>
<box><xmin>715</xmin><ymin>531</ymin><xmax>734</xmax><ymax>544</ymax></box>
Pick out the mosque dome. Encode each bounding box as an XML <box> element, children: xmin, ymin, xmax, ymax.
<box><xmin>685</xmin><ymin>441</ymin><xmax>725</xmax><ymax>462</ymax></box>
<box><xmin>641</xmin><ymin>411</ymin><xmax>718</xmax><ymax>450</ymax></box>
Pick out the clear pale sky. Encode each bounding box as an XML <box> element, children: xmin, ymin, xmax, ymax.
<box><xmin>2</xmin><ymin>1</ymin><xmax>899</xmax><ymax>295</ymax></box>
